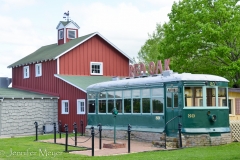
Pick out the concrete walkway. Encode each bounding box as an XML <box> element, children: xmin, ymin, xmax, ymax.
<box><xmin>41</xmin><ymin>136</ymin><xmax>166</xmax><ymax>156</ymax></box>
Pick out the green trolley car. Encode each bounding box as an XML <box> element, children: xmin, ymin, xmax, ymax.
<box><xmin>86</xmin><ymin>70</ymin><xmax>231</xmax><ymax>146</ymax></box>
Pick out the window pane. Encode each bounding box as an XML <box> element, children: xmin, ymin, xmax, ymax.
<box><xmin>88</xmin><ymin>93</ymin><xmax>96</xmax><ymax>99</ymax></box>
<box><xmin>99</xmin><ymin>100</ymin><xmax>106</xmax><ymax>113</ymax></box>
<box><xmin>142</xmin><ymin>89</ymin><xmax>150</xmax><ymax>97</ymax></box>
<box><xmin>88</xmin><ymin>100</ymin><xmax>95</xmax><ymax>113</ymax></box>
<box><xmin>219</xmin><ymin>88</ymin><xmax>227</xmax><ymax>97</ymax></box>
<box><xmin>152</xmin><ymin>97</ymin><xmax>164</xmax><ymax>113</ymax></box>
<box><xmin>124</xmin><ymin>99</ymin><xmax>131</xmax><ymax>113</ymax></box>
<box><xmin>184</xmin><ymin>87</ymin><xmax>203</xmax><ymax>107</ymax></box>
<box><xmin>108</xmin><ymin>100</ymin><xmax>114</xmax><ymax>113</ymax></box>
<box><xmin>219</xmin><ymin>87</ymin><xmax>227</xmax><ymax>107</ymax></box>
<box><xmin>65</xmin><ymin>102</ymin><xmax>68</xmax><ymax>112</ymax></box>
<box><xmin>207</xmin><ymin>88</ymin><xmax>216</xmax><ymax>107</ymax></box>
<box><xmin>124</xmin><ymin>90</ymin><xmax>131</xmax><ymax>98</ymax></box>
<box><xmin>115</xmin><ymin>91</ymin><xmax>122</xmax><ymax>98</ymax></box>
<box><xmin>152</xmin><ymin>88</ymin><xmax>164</xmax><ymax>96</ymax></box>
<box><xmin>116</xmin><ymin>99</ymin><xmax>122</xmax><ymax>113</ymax></box>
<box><xmin>228</xmin><ymin>100</ymin><xmax>232</xmax><ymax>114</ymax></box>
<box><xmin>142</xmin><ymin>98</ymin><xmax>150</xmax><ymax>113</ymax></box>
<box><xmin>92</xmin><ymin>65</ymin><xmax>100</xmax><ymax>73</ymax></box>
<box><xmin>132</xmin><ymin>90</ymin><xmax>140</xmax><ymax>97</ymax></box>
<box><xmin>174</xmin><ymin>93</ymin><xmax>178</xmax><ymax>107</ymax></box>
<box><xmin>81</xmin><ymin>102</ymin><xmax>84</xmax><ymax>112</ymax></box>
<box><xmin>99</xmin><ymin>92</ymin><xmax>106</xmax><ymax>98</ymax></box>
<box><xmin>108</xmin><ymin>91</ymin><xmax>114</xmax><ymax>98</ymax></box>
<box><xmin>166</xmin><ymin>93</ymin><xmax>172</xmax><ymax>107</ymax></box>
<box><xmin>133</xmin><ymin>98</ymin><xmax>140</xmax><ymax>113</ymax></box>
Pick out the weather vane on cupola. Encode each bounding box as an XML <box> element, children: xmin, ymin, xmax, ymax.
<box><xmin>63</xmin><ymin>11</ymin><xmax>70</xmax><ymax>21</ymax></box>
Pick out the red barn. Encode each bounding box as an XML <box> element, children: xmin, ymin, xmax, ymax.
<box><xmin>8</xmin><ymin>19</ymin><xmax>132</xmax><ymax>132</ymax></box>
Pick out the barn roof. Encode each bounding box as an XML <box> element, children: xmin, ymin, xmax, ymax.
<box><xmin>0</xmin><ymin>88</ymin><xmax>58</xmax><ymax>99</ymax></box>
<box><xmin>56</xmin><ymin>20</ymin><xmax>80</xmax><ymax>29</ymax></box>
<box><xmin>8</xmin><ymin>32</ymin><xmax>133</xmax><ymax>68</ymax></box>
<box><xmin>54</xmin><ymin>74</ymin><xmax>113</xmax><ymax>93</ymax></box>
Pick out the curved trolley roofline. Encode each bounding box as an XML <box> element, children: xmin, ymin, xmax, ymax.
<box><xmin>87</xmin><ymin>70</ymin><xmax>229</xmax><ymax>91</ymax></box>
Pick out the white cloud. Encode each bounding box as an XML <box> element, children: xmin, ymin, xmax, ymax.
<box><xmin>0</xmin><ymin>0</ymin><xmax>175</xmax><ymax>78</ymax></box>
<box><xmin>65</xmin><ymin>2</ymin><xmax>172</xmax><ymax>58</ymax></box>
<box><xmin>0</xmin><ymin>0</ymin><xmax>37</xmax><ymax>11</ymax></box>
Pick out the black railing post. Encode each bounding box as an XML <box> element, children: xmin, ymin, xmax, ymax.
<box><xmin>128</xmin><ymin>124</ymin><xmax>131</xmax><ymax>153</ymax></box>
<box><xmin>53</xmin><ymin>122</ymin><xmax>56</xmax><ymax>143</ymax></box>
<box><xmin>34</xmin><ymin>122</ymin><xmax>38</xmax><ymax>141</ymax></box>
<box><xmin>81</xmin><ymin>120</ymin><xmax>83</xmax><ymax>136</ymax></box>
<box><xmin>178</xmin><ymin>123</ymin><xmax>182</xmax><ymax>148</ymax></box>
<box><xmin>59</xmin><ymin>121</ymin><xmax>62</xmax><ymax>139</ymax></box>
<box><xmin>91</xmin><ymin>126</ymin><xmax>94</xmax><ymax>156</ymax></box>
<box><xmin>73</xmin><ymin>122</ymin><xmax>77</xmax><ymax>147</ymax></box>
<box><xmin>64</xmin><ymin>124</ymin><xmax>68</xmax><ymax>152</ymax></box>
<box><xmin>98</xmin><ymin>123</ymin><xmax>102</xmax><ymax>149</ymax></box>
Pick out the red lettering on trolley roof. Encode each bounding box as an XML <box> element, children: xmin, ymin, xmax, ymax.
<box><xmin>129</xmin><ymin>59</ymin><xmax>170</xmax><ymax>77</ymax></box>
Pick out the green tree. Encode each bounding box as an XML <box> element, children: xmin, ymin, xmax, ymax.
<box><xmin>137</xmin><ymin>23</ymin><xmax>165</xmax><ymax>64</ymax></box>
<box><xmin>162</xmin><ymin>0</ymin><xmax>240</xmax><ymax>87</ymax></box>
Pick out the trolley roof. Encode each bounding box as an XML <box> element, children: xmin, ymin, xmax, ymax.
<box><xmin>87</xmin><ymin>70</ymin><xmax>228</xmax><ymax>91</ymax></box>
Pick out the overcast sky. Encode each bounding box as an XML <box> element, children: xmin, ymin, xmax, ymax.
<box><xmin>0</xmin><ymin>0</ymin><xmax>176</xmax><ymax>78</ymax></box>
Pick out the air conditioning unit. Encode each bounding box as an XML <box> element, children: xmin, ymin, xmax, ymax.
<box><xmin>43</xmin><ymin>123</ymin><xmax>59</xmax><ymax>134</ymax></box>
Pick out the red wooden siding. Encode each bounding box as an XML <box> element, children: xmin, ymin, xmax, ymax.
<box><xmin>59</xmin><ymin>35</ymin><xmax>130</xmax><ymax>76</ymax></box>
<box><xmin>58</xmin><ymin>79</ymin><xmax>87</xmax><ymax>132</ymax></box>
<box><xmin>12</xmin><ymin>60</ymin><xmax>59</xmax><ymax>96</ymax></box>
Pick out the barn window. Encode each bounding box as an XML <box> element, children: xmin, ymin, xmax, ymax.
<box><xmin>77</xmin><ymin>99</ymin><xmax>85</xmax><ymax>114</ymax></box>
<box><xmin>35</xmin><ymin>63</ymin><xmax>42</xmax><ymax>77</ymax></box>
<box><xmin>23</xmin><ymin>66</ymin><xmax>29</xmax><ymax>79</ymax></box>
<box><xmin>90</xmin><ymin>62</ymin><xmax>103</xmax><ymax>75</ymax></box>
<box><xmin>59</xmin><ymin>30</ymin><xmax>63</xmax><ymax>39</ymax></box>
<box><xmin>61</xmin><ymin>100</ymin><xmax>69</xmax><ymax>114</ymax></box>
<box><xmin>67</xmin><ymin>29</ymin><xmax>76</xmax><ymax>39</ymax></box>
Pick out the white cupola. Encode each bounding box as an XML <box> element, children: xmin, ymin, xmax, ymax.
<box><xmin>56</xmin><ymin>11</ymin><xmax>80</xmax><ymax>45</ymax></box>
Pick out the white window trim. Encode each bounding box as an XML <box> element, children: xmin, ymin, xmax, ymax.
<box><xmin>61</xmin><ymin>100</ymin><xmax>69</xmax><ymax>114</ymax></box>
<box><xmin>67</xmin><ymin>29</ymin><xmax>76</xmax><ymax>39</ymax></box>
<box><xmin>59</xmin><ymin>30</ymin><xmax>64</xmax><ymax>40</ymax></box>
<box><xmin>77</xmin><ymin>99</ymin><xmax>85</xmax><ymax>114</ymax></box>
<box><xmin>90</xmin><ymin>62</ymin><xmax>103</xmax><ymax>75</ymax></box>
<box><xmin>23</xmin><ymin>66</ymin><xmax>29</xmax><ymax>79</ymax></box>
<box><xmin>35</xmin><ymin>63</ymin><xmax>42</xmax><ymax>77</ymax></box>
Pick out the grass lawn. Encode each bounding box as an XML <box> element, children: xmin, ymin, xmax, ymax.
<box><xmin>0</xmin><ymin>134</ymin><xmax>239</xmax><ymax>160</ymax></box>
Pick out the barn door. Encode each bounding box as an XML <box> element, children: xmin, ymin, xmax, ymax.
<box><xmin>165</xmin><ymin>85</ymin><xmax>180</xmax><ymax>136</ymax></box>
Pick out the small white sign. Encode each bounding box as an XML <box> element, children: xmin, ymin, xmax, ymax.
<box><xmin>167</xmin><ymin>88</ymin><xmax>178</xmax><ymax>92</ymax></box>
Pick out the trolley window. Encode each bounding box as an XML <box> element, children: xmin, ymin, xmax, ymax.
<box><xmin>99</xmin><ymin>92</ymin><xmax>107</xmax><ymax>113</ymax></box>
<box><xmin>219</xmin><ymin>87</ymin><xmax>227</xmax><ymax>107</ymax></box>
<box><xmin>107</xmin><ymin>91</ymin><xmax>114</xmax><ymax>113</ymax></box>
<box><xmin>133</xmin><ymin>89</ymin><xmax>140</xmax><ymax>113</ymax></box>
<box><xmin>88</xmin><ymin>93</ymin><xmax>96</xmax><ymax>113</ymax></box>
<box><xmin>142</xmin><ymin>89</ymin><xmax>150</xmax><ymax>113</ymax></box>
<box><xmin>206</xmin><ymin>88</ymin><xmax>216</xmax><ymax>107</ymax></box>
<box><xmin>184</xmin><ymin>87</ymin><xmax>203</xmax><ymax>107</ymax></box>
<box><xmin>115</xmin><ymin>91</ymin><xmax>123</xmax><ymax>113</ymax></box>
<box><xmin>124</xmin><ymin>90</ymin><xmax>131</xmax><ymax>113</ymax></box>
